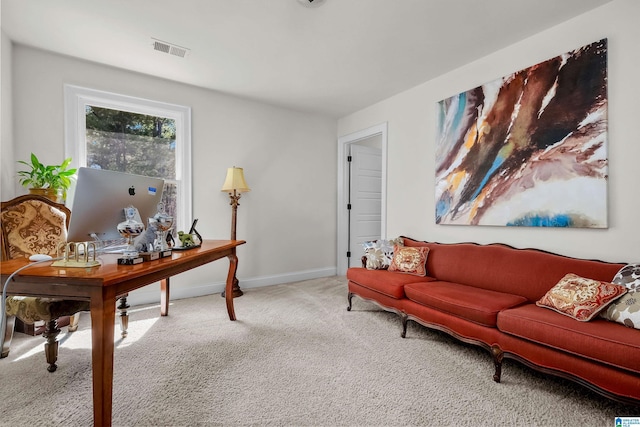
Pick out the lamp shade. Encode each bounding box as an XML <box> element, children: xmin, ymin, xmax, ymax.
<box><xmin>221</xmin><ymin>167</ymin><xmax>251</xmax><ymax>193</ymax></box>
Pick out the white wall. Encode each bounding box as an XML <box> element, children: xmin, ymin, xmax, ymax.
<box><xmin>1</xmin><ymin>31</ymin><xmax>13</xmax><ymax>201</ymax></box>
<box><xmin>338</xmin><ymin>0</ymin><xmax>640</xmax><ymax>263</ymax></box>
<box><xmin>5</xmin><ymin>44</ymin><xmax>337</xmax><ymax>304</ymax></box>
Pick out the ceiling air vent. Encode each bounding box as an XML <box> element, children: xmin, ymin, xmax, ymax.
<box><xmin>152</xmin><ymin>38</ymin><xmax>189</xmax><ymax>58</ymax></box>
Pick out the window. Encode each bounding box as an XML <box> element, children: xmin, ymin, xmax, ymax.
<box><xmin>64</xmin><ymin>85</ymin><xmax>192</xmax><ymax>234</ymax></box>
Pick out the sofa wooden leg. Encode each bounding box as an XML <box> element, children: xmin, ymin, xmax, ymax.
<box><xmin>43</xmin><ymin>319</ymin><xmax>61</xmax><ymax>373</ymax></box>
<box><xmin>492</xmin><ymin>345</ymin><xmax>504</xmax><ymax>383</ymax></box>
<box><xmin>401</xmin><ymin>314</ymin><xmax>408</xmax><ymax>338</ymax></box>
<box><xmin>118</xmin><ymin>296</ymin><xmax>130</xmax><ymax>338</ymax></box>
<box><xmin>347</xmin><ymin>292</ymin><xmax>353</xmax><ymax>311</ymax></box>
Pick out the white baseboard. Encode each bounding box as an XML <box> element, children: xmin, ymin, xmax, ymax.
<box><xmin>125</xmin><ymin>266</ymin><xmax>337</xmax><ymax>307</ymax></box>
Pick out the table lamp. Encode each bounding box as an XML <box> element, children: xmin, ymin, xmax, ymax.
<box><xmin>221</xmin><ymin>166</ymin><xmax>250</xmax><ymax>297</ymax></box>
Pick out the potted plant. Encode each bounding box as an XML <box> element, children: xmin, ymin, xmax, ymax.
<box><xmin>17</xmin><ymin>153</ymin><xmax>77</xmax><ymax>203</ymax></box>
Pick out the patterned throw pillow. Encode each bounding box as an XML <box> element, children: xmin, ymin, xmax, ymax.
<box><xmin>361</xmin><ymin>238</ymin><xmax>403</xmax><ymax>270</ymax></box>
<box><xmin>536</xmin><ymin>273</ymin><xmax>627</xmax><ymax>321</ymax></box>
<box><xmin>388</xmin><ymin>245</ymin><xmax>429</xmax><ymax>276</ymax></box>
<box><xmin>601</xmin><ymin>264</ymin><xmax>640</xmax><ymax>329</ymax></box>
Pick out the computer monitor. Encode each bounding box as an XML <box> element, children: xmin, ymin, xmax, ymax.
<box><xmin>66</xmin><ymin>167</ymin><xmax>164</xmax><ymax>244</ymax></box>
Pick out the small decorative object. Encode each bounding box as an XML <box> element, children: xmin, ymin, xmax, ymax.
<box><xmin>221</xmin><ymin>167</ymin><xmax>250</xmax><ymax>297</ymax></box>
<box><xmin>172</xmin><ymin>220</ymin><xmax>202</xmax><ymax>251</ymax></box>
<box><xmin>16</xmin><ymin>153</ymin><xmax>77</xmax><ymax>203</ymax></box>
<box><xmin>52</xmin><ymin>241</ymin><xmax>101</xmax><ymax>268</ymax></box>
<box><xmin>188</xmin><ymin>219</ymin><xmax>202</xmax><ymax>246</ymax></box>
<box><xmin>134</xmin><ymin>222</ymin><xmax>159</xmax><ymax>253</ymax></box>
<box><xmin>117</xmin><ymin>206</ymin><xmax>145</xmax><ymax>262</ymax></box>
<box><xmin>148</xmin><ymin>203</ymin><xmax>173</xmax><ymax>255</ymax></box>
<box><xmin>177</xmin><ymin>231</ymin><xmax>196</xmax><ymax>247</ymax></box>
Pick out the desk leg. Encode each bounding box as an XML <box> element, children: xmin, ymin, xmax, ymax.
<box><xmin>91</xmin><ymin>288</ymin><xmax>116</xmax><ymax>427</ymax></box>
<box><xmin>160</xmin><ymin>278</ymin><xmax>170</xmax><ymax>316</ymax></box>
<box><xmin>225</xmin><ymin>253</ymin><xmax>238</xmax><ymax>321</ymax></box>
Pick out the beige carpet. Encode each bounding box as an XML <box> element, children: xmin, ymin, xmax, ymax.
<box><xmin>0</xmin><ymin>276</ymin><xmax>637</xmax><ymax>426</ymax></box>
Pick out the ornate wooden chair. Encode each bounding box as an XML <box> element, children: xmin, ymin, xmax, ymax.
<box><xmin>0</xmin><ymin>194</ymin><xmax>130</xmax><ymax>372</ymax></box>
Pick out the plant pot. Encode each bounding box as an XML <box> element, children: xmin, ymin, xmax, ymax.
<box><xmin>29</xmin><ymin>188</ymin><xmax>63</xmax><ymax>203</ymax></box>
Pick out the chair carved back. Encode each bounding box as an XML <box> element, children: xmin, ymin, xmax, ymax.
<box><xmin>0</xmin><ymin>194</ymin><xmax>70</xmax><ymax>261</ymax></box>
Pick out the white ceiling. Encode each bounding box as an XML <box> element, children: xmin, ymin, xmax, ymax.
<box><xmin>1</xmin><ymin>0</ymin><xmax>612</xmax><ymax>118</ymax></box>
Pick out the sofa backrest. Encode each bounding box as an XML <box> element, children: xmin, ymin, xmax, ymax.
<box><xmin>403</xmin><ymin>237</ymin><xmax>625</xmax><ymax>302</ymax></box>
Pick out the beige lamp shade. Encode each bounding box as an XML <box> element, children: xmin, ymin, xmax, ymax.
<box><xmin>221</xmin><ymin>167</ymin><xmax>251</xmax><ymax>193</ymax></box>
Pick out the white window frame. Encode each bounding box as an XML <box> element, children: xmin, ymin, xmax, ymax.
<box><xmin>63</xmin><ymin>84</ymin><xmax>192</xmax><ymax>233</ymax></box>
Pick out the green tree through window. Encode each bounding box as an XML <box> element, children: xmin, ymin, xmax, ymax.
<box><xmin>65</xmin><ymin>84</ymin><xmax>192</xmax><ymax>239</ymax></box>
<box><xmin>84</xmin><ymin>106</ymin><xmax>178</xmax><ymax>220</ymax></box>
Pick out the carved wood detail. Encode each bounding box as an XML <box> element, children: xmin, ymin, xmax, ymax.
<box><xmin>117</xmin><ymin>296</ymin><xmax>130</xmax><ymax>338</ymax></box>
<box><xmin>42</xmin><ymin>319</ymin><xmax>61</xmax><ymax>372</ymax></box>
<box><xmin>500</xmin><ymin>351</ymin><xmax>640</xmax><ymax>406</ymax></box>
<box><xmin>401</xmin><ymin>314</ymin><xmax>409</xmax><ymax>338</ymax></box>
<box><xmin>346</xmin><ymin>291</ymin><xmax>405</xmax><ymax>318</ymax></box>
<box><xmin>491</xmin><ymin>345</ymin><xmax>504</xmax><ymax>383</ymax></box>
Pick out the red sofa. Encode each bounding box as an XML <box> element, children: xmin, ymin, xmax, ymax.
<box><xmin>346</xmin><ymin>236</ymin><xmax>640</xmax><ymax>404</ymax></box>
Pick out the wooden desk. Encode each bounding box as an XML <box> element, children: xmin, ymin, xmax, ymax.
<box><xmin>1</xmin><ymin>239</ymin><xmax>245</xmax><ymax>426</ymax></box>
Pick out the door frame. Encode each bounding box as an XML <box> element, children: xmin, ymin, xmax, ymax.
<box><xmin>337</xmin><ymin>122</ymin><xmax>388</xmax><ymax>276</ymax></box>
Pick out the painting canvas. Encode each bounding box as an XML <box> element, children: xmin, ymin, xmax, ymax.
<box><xmin>435</xmin><ymin>39</ymin><xmax>608</xmax><ymax>228</ymax></box>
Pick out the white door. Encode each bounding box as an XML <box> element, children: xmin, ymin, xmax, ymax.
<box><xmin>348</xmin><ymin>144</ymin><xmax>382</xmax><ymax>268</ymax></box>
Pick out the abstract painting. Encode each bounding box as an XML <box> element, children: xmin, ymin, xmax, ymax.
<box><xmin>435</xmin><ymin>39</ymin><xmax>608</xmax><ymax>228</ymax></box>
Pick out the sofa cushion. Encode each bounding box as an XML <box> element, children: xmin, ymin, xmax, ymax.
<box><xmin>536</xmin><ymin>273</ymin><xmax>627</xmax><ymax>321</ymax></box>
<box><xmin>610</xmin><ymin>263</ymin><xmax>640</xmax><ymax>291</ymax></box>
<box><xmin>361</xmin><ymin>238</ymin><xmax>403</xmax><ymax>270</ymax></box>
<box><xmin>601</xmin><ymin>291</ymin><xmax>640</xmax><ymax>329</ymax></box>
<box><xmin>404</xmin><ymin>281</ymin><xmax>527</xmax><ymax>327</ymax></box>
<box><xmin>5</xmin><ymin>296</ymin><xmax>89</xmax><ymax>323</ymax></box>
<box><xmin>348</xmin><ymin>281</ymin><xmax>405</xmax><ymax>312</ymax></box>
<box><xmin>498</xmin><ymin>304</ymin><xmax>640</xmax><ymax>373</ymax></box>
<box><xmin>346</xmin><ymin>267</ymin><xmax>435</xmax><ymax>299</ymax></box>
<box><xmin>601</xmin><ymin>264</ymin><xmax>640</xmax><ymax>329</ymax></box>
<box><xmin>388</xmin><ymin>245</ymin><xmax>429</xmax><ymax>276</ymax></box>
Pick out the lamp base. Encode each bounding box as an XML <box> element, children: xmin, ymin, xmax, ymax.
<box><xmin>221</xmin><ymin>276</ymin><xmax>243</xmax><ymax>298</ymax></box>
